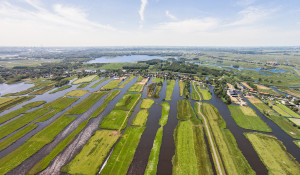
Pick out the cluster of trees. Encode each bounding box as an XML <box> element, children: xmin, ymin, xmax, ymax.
<box><xmin>214</xmin><ymin>80</ymin><xmax>231</xmax><ymax>104</ymax></box>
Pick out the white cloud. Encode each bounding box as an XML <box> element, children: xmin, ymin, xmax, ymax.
<box><xmin>165</xmin><ymin>10</ymin><xmax>177</xmax><ymax>20</ymax></box>
<box><xmin>139</xmin><ymin>0</ymin><xmax>148</xmax><ymax>22</ymax></box>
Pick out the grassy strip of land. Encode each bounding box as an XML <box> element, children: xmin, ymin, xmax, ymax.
<box><xmin>72</xmin><ymin>75</ymin><xmax>97</xmax><ymax>84</ymax></box>
<box><xmin>118</xmin><ymin>76</ymin><xmax>135</xmax><ymax>88</ymax></box>
<box><xmin>101</xmin><ymin>79</ymin><xmax>122</xmax><ymax>90</ymax></box>
<box><xmin>49</xmin><ymin>85</ymin><xmax>72</xmax><ymax>94</ymax></box>
<box><xmin>66</xmin><ymin>91</ymin><xmax>108</xmax><ymax>115</ymax></box>
<box><xmin>66</xmin><ymin>89</ymin><xmax>89</xmax><ymax>97</ymax></box>
<box><xmin>136</xmin><ymin>76</ymin><xmax>143</xmax><ymax>82</ymax></box>
<box><xmin>131</xmin><ymin>109</ymin><xmax>149</xmax><ymax>126</ymax></box>
<box><xmin>191</xmin><ymin>83</ymin><xmax>200</xmax><ymax>100</ymax></box>
<box><xmin>228</xmin><ymin>105</ymin><xmax>271</xmax><ymax>132</ymax></box>
<box><xmin>29</xmin><ymin>85</ymin><xmax>55</xmax><ymax>95</ymax></box>
<box><xmin>0</xmin><ymin>96</ymin><xmax>17</xmax><ymax>104</ymax></box>
<box><xmin>3</xmin><ymin>89</ymin><xmax>34</xmax><ymax>96</ymax></box>
<box><xmin>172</xmin><ymin>101</ymin><xmax>213</xmax><ymax>175</ymax></box>
<box><xmin>0</xmin><ymin>101</ymin><xmax>45</xmax><ymax>124</ymax></box>
<box><xmin>245</xmin><ymin>133</ymin><xmax>300</xmax><ymax>175</ymax></box>
<box><xmin>247</xmin><ymin>97</ymin><xmax>300</xmax><ymax>139</ymax></box>
<box><xmin>90</xmin><ymin>77</ymin><xmax>109</xmax><ymax>88</ymax></box>
<box><xmin>28</xmin><ymin>90</ymin><xmax>120</xmax><ymax>175</ymax></box>
<box><xmin>0</xmin><ymin>108</ymin><xmax>51</xmax><ymax>140</ymax></box>
<box><xmin>277</xmin><ymin>104</ymin><xmax>300</xmax><ymax>118</ymax></box>
<box><xmin>294</xmin><ymin>140</ymin><xmax>300</xmax><ymax>148</ymax></box>
<box><xmin>114</xmin><ymin>93</ymin><xmax>141</xmax><ymax>111</ymax></box>
<box><xmin>100</xmin><ymin>110</ymin><xmax>130</xmax><ymax>130</ymax></box>
<box><xmin>179</xmin><ymin>80</ymin><xmax>184</xmax><ymax>96</ymax></box>
<box><xmin>0</xmin><ymin>96</ymin><xmax>34</xmax><ymax>113</ymax></box>
<box><xmin>272</xmin><ymin>105</ymin><xmax>292</xmax><ymax>117</ymax></box>
<box><xmin>177</xmin><ymin>99</ymin><xmax>195</xmax><ymax>120</ymax></box>
<box><xmin>77</xmin><ymin>82</ymin><xmax>90</xmax><ymax>88</ymax></box>
<box><xmin>140</xmin><ymin>99</ymin><xmax>154</xmax><ymax>109</ymax></box>
<box><xmin>153</xmin><ymin>84</ymin><xmax>162</xmax><ymax>98</ymax></box>
<box><xmin>159</xmin><ymin>102</ymin><xmax>170</xmax><ymax>126</ymax></box>
<box><xmin>61</xmin><ymin>130</ymin><xmax>120</xmax><ymax>175</ymax></box>
<box><xmin>202</xmin><ymin>103</ymin><xmax>255</xmax><ymax>175</ymax></box>
<box><xmin>144</xmin><ymin>127</ymin><xmax>163</xmax><ymax>175</ymax></box>
<box><xmin>100</xmin><ymin>126</ymin><xmax>145</xmax><ymax>175</ymax></box>
<box><xmin>197</xmin><ymin>87</ymin><xmax>212</xmax><ymax>100</ymax></box>
<box><xmin>147</xmin><ymin>83</ymin><xmax>156</xmax><ymax>97</ymax></box>
<box><xmin>165</xmin><ymin>80</ymin><xmax>175</xmax><ymax>101</ymax></box>
<box><xmin>127</xmin><ymin>83</ymin><xmax>144</xmax><ymax>92</ymax></box>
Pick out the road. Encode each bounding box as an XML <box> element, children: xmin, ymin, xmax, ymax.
<box><xmin>192</xmin><ymin>81</ymin><xmax>224</xmax><ymax>175</ymax></box>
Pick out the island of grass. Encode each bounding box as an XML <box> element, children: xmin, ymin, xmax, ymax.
<box><xmin>177</xmin><ymin>100</ymin><xmax>195</xmax><ymax>120</ymax></box>
<box><xmin>245</xmin><ymin>132</ymin><xmax>300</xmax><ymax>174</ymax></box>
<box><xmin>114</xmin><ymin>93</ymin><xmax>141</xmax><ymax>111</ymax></box>
<box><xmin>66</xmin><ymin>89</ymin><xmax>89</xmax><ymax>97</ymax></box>
<box><xmin>228</xmin><ymin>105</ymin><xmax>271</xmax><ymax>132</ymax></box>
<box><xmin>131</xmin><ymin>109</ymin><xmax>149</xmax><ymax>126</ymax></box>
<box><xmin>61</xmin><ymin>130</ymin><xmax>120</xmax><ymax>175</ymax></box>
<box><xmin>100</xmin><ymin>126</ymin><xmax>145</xmax><ymax>175</ymax></box>
<box><xmin>179</xmin><ymin>80</ymin><xmax>185</xmax><ymax>96</ymax></box>
<box><xmin>159</xmin><ymin>102</ymin><xmax>170</xmax><ymax>126</ymax></box>
<box><xmin>101</xmin><ymin>79</ymin><xmax>123</xmax><ymax>90</ymax></box>
<box><xmin>191</xmin><ymin>82</ymin><xmax>200</xmax><ymax>100</ymax></box>
<box><xmin>276</xmin><ymin>104</ymin><xmax>300</xmax><ymax>118</ymax></box>
<box><xmin>72</xmin><ymin>75</ymin><xmax>98</xmax><ymax>85</ymax></box>
<box><xmin>90</xmin><ymin>77</ymin><xmax>109</xmax><ymax>88</ymax></box>
<box><xmin>201</xmin><ymin>103</ymin><xmax>255</xmax><ymax>175</ymax></box>
<box><xmin>197</xmin><ymin>86</ymin><xmax>212</xmax><ymax>100</ymax></box>
<box><xmin>28</xmin><ymin>90</ymin><xmax>120</xmax><ymax>175</ymax></box>
<box><xmin>0</xmin><ymin>96</ymin><xmax>34</xmax><ymax>113</ymax></box>
<box><xmin>165</xmin><ymin>80</ymin><xmax>175</xmax><ymax>101</ymax></box>
<box><xmin>3</xmin><ymin>89</ymin><xmax>34</xmax><ymax>96</ymax></box>
<box><xmin>247</xmin><ymin>97</ymin><xmax>300</xmax><ymax>139</ymax></box>
<box><xmin>128</xmin><ymin>78</ymin><xmax>148</xmax><ymax>92</ymax></box>
<box><xmin>49</xmin><ymin>85</ymin><xmax>72</xmax><ymax>94</ymax></box>
<box><xmin>140</xmin><ymin>98</ymin><xmax>154</xmax><ymax>109</ymax></box>
<box><xmin>77</xmin><ymin>82</ymin><xmax>90</xmax><ymax>88</ymax></box>
<box><xmin>29</xmin><ymin>85</ymin><xmax>55</xmax><ymax>95</ymax></box>
<box><xmin>118</xmin><ymin>75</ymin><xmax>135</xmax><ymax>88</ymax></box>
<box><xmin>294</xmin><ymin>140</ymin><xmax>300</xmax><ymax>148</ymax></box>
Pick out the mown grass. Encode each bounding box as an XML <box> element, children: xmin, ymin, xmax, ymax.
<box><xmin>131</xmin><ymin>109</ymin><xmax>149</xmax><ymax>126</ymax></box>
<box><xmin>272</xmin><ymin>105</ymin><xmax>292</xmax><ymax>117</ymax></box>
<box><xmin>66</xmin><ymin>89</ymin><xmax>89</xmax><ymax>97</ymax></box>
<box><xmin>0</xmin><ymin>101</ymin><xmax>45</xmax><ymax>124</ymax></box>
<box><xmin>62</xmin><ymin>130</ymin><xmax>120</xmax><ymax>175</ymax></box>
<box><xmin>191</xmin><ymin>83</ymin><xmax>200</xmax><ymax>100</ymax></box>
<box><xmin>288</xmin><ymin>118</ymin><xmax>300</xmax><ymax>126</ymax></box>
<box><xmin>100</xmin><ymin>126</ymin><xmax>145</xmax><ymax>175</ymax></box>
<box><xmin>101</xmin><ymin>79</ymin><xmax>122</xmax><ymax>90</ymax></box>
<box><xmin>114</xmin><ymin>93</ymin><xmax>141</xmax><ymax>111</ymax></box>
<box><xmin>277</xmin><ymin>104</ymin><xmax>300</xmax><ymax>118</ymax></box>
<box><xmin>118</xmin><ymin>76</ymin><xmax>135</xmax><ymax>88</ymax></box>
<box><xmin>159</xmin><ymin>102</ymin><xmax>170</xmax><ymax>126</ymax></box>
<box><xmin>248</xmin><ymin>97</ymin><xmax>300</xmax><ymax>139</ymax></box>
<box><xmin>144</xmin><ymin>127</ymin><xmax>163</xmax><ymax>175</ymax></box>
<box><xmin>29</xmin><ymin>85</ymin><xmax>55</xmax><ymax>95</ymax></box>
<box><xmin>228</xmin><ymin>105</ymin><xmax>271</xmax><ymax>132</ymax></box>
<box><xmin>90</xmin><ymin>77</ymin><xmax>109</xmax><ymax>88</ymax></box>
<box><xmin>128</xmin><ymin>83</ymin><xmax>144</xmax><ymax>92</ymax></box>
<box><xmin>28</xmin><ymin>91</ymin><xmax>120</xmax><ymax>175</ymax></box>
<box><xmin>198</xmin><ymin>87</ymin><xmax>212</xmax><ymax>100</ymax></box>
<box><xmin>177</xmin><ymin>100</ymin><xmax>195</xmax><ymax>121</ymax></box>
<box><xmin>245</xmin><ymin>133</ymin><xmax>300</xmax><ymax>175</ymax></box>
<box><xmin>140</xmin><ymin>99</ymin><xmax>154</xmax><ymax>109</ymax></box>
<box><xmin>0</xmin><ymin>96</ymin><xmax>34</xmax><ymax>113</ymax></box>
<box><xmin>202</xmin><ymin>103</ymin><xmax>255</xmax><ymax>175</ymax></box>
<box><xmin>66</xmin><ymin>91</ymin><xmax>108</xmax><ymax>115</ymax></box>
<box><xmin>72</xmin><ymin>75</ymin><xmax>97</xmax><ymax>84</ymax></box>
<box><xmin>179</xmin><ymin>81</ymin><xmax>184</xmax><ymax>96</ymax></box>
<box><xmin>99</xmin><ymin>110</ymin><xmax>129</xmax><ymax>130</ymax></box>
<box><xmin>165</xmin><ymin>80</ymin><xmax>175</xmax><ymax>101</ymax></box>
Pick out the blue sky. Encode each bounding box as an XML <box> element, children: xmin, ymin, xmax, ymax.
<box><xmin>0</xmin><ymin>0</ymin><xmax>299</xmax><ymax>46</ymax></box>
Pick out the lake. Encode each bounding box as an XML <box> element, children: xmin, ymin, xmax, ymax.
<box><xmin>0</xmin><ymin>82</ymin><xmax>33</xmax><ymax>96</ymax></box>
<box><xmin>86</xmin><ymin>55</ymin><xmax>164</xmax><ymax>63</ymax></box>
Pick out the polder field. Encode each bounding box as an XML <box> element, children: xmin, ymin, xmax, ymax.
<box><xmin>0</xmin><ymin>64</ymin><xmax>300</xmax><ymax>175</ymax></box>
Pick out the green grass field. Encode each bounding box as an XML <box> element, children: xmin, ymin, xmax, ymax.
<box><xmin>159</xmin><ymin>102</ymin><xmax>170</xmax><ymax>126</ymax></box>
<box><xmin>288</xmin><ymin>118</ymin><xmax>300</xmax><ymax>126</ymax></box>
<box><xmin>0</xmin><ymin>96</ymin><xmax>17</xmax><ymax>104</ymax></box>
<box><xmin>77</xmin><ymin>82</ymin><xmax>90</xmax><ymax>88</ymax></box>
<box><xmin>114</xmin><ymin>93</ymin><xmax>141</xmax><ymax>111</ymax></box>
<box><xmin>245</xmin><ymin>133</ymin><xmax>300</xmax><ymax>175</ymax></box>
<box><xmin>294</xmin><ymin>140</ymin><xmax>300</xmax><ymax>148</ymax></box>
<box><xmin>272</xmin><ymin>105</ymin><xmax>292</xmax><ymax>117</ymax></box>
<box><xmin>191</xmin><ymin>83</ymin><xmax>200</xmax><ymax>101</ymax></box>
<box><xmin>100</xmin><ymin>126</ymin><xmax>145</xmax><ymax>175</ymax></box>
<box><xmin>165</xmin><ymin>80</ymin><xmax>175</xmax><ymax>101</ymax></box>
<box><xmin>0</xmin><ymin>96</ymin><xmax>34</xmax><ymax>113</ymax></box>
<box><xmin>179</xmin><ymin>81</ymin><xmax>184</xmax><ymax>96</ymax></box>
<box><xmin>66</xmin><ymin>90</ymin><xmax>89</xmax><ymax>97</ymax></box>
<box><xmin>198</xmin><ymin>87</ymin><xmax>212</xmax><ymax>100</ymax></box>
<box><xmin>277</xmin><ymin>104</ymin><xmax>300</xmax><ymax>118</ymax></box>
<box><xmin>153</xmin><ymin>85</ymin><xmax>162</xmax><ymax>98</ymax></box>
<box><xmin>131</xmin><ymin>109</ymin><xmax>149</xmax><ymax>126</ymax></box>
<box><xmin>90</xmin><ymin>77</ymin><xmax>109</xmax><ymax>88</ymax></box>
<box><xmin>202</xmin><ymin>103</ymin><xmax>255</xmax><ymax>175</ymax></box>
<box><xmin>49</xmin><ymin>85</ymin><xmax>72</xmax><ymax>94</ymax></box>
<box><xmin>228</xmin><ymin>105</ymin><xmax>271</xmax><ymax>132</ymax></box>
<box><xmin>140</xmin><ymin>99</ymin><xmax>154</xmax><ymax>109</ymax></box>
<box><xmin>101</xmin><ymin>79</ymin><xmax>122</xmax><ymax>90</ymax></box>
<box><xmin>66</xmin><ymin>91</ymin><xmax>108</xmax><ymax>115</ymax></box>
<box><xmin>136</xmin><ymin>76</ymin><xmax>143</xmax><ymax>82</ymax></box>
<box><xmin>72</xmin><ymin>75</ymin><xmax>97</xmax><ymax>84</ymax></box>
<box><xmin>144</xmin><ymin>127</ymin><xmax>163</xmax><ymax>175</ymax></box>
<box><xmin>128</xmin><ymin>83</ymin><xmax>144</xmax><ymax>92</ymax></box>
<box><xmin>3</xmin><ymin>89</ymin><xmax>34</xmax><ymax>96</ymax></box>
<box><xmin>29</xmin><ymin>85</ymin><xmax>55</xmax><ymax>95</ymax></box>
<box><xmin>118</xmin><ymin>76</ymin><xmax>135</xmax><ymax>88</ymax></box>
<box><xmin>177</xmin><ymin>100</ymin><xmax>195</xmax><ymax>121</ymax></box>
<box><xmin>99</xmin><ymin>110</ymin><xmax>129</xmax><ymax>130</ymax></box>
<box><xmin>62</xmin><ymin>130</ymin><xmax>120</xmax><ymax>175</ymax></box>
<box><xmin>248</xmin><ymin>97</ymin><xmax>300</xmax><ymax>139</ymax></box>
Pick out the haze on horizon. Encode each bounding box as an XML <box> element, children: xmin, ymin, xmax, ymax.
<box><xmin>0</xmin><ymin>0</ymin><xmax>300</xmax><ymax>47</ymax></box>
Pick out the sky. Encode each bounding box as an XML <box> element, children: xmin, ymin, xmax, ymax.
<box><xmin>0</xmin><ymin>0</ymin><xmax>300</xmax><ymax>46</ymax></box>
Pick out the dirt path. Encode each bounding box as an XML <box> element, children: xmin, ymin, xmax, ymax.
<box><xmin>192</xmin><ymin>81</ymin><xmax>224</xmax><ymax>175</ymax></box>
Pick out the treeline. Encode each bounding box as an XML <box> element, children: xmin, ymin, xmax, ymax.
<box><xmin>122</xmin><ymin>64</ymin><xmax>149</xmax><ymax>69</ymax></box>
<box><xmin>214</xmin><ymin>80</ymin><xmax>231</xmax><ymax>104</ymax></box>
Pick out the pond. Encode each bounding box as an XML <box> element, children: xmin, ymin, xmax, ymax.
<box><xmin>0</xmin><ymin>82</ymin><xmax>33</xmax><ymax>96</ymax></box>
<box><xmin>86</xmin><ymin>55</ymin><xmax>164</xmax><ymax>63</ymax></box>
